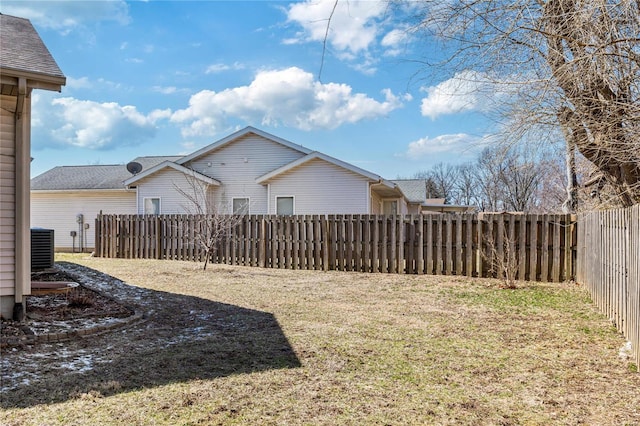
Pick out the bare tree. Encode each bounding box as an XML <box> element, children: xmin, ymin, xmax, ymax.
<box><xmin>173</xmin><ymin>170</ymin><xmax>246</xmax><ymax>270</ymax></box>
<box><xmin>428</xmin><ymin>162</ymin><xmax>459</xmax><ymax>203</ymax></box>
<box><xmin>402</xmin><ymin>0</ymin><xmax>640</xmax><ymax>207</ymax></box>
<box><xmin>467</xmin><ymin>145</ymin><xmax>547</xmax><ymax>212</ymax></box>
<box><xmin>452</xmin><ymin>163</ymin><xmax>478</xmax><ymax>207</ymax></box>
<box><xmin>533</xmin><ymin>155</ymin><xmax>569</xmax><ymax>213</ymax></box>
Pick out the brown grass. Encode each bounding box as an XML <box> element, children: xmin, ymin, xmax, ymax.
<box><xmin>2</xmin><ymin>253</ymin><xmax>639</xmax><ymax>425</ymax></box>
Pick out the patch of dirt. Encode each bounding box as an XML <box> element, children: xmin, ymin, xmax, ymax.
<box><xmin>0</xmin><ymin>267</ymin><xmax>134</xmax><ymax>345</ymax></box>
<box><xmin>1</xmin><ymin>261</ymin><xmax>299</xmax><ymax>405</ymax></box>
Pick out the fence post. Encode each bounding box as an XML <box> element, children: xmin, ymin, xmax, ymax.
<box><xmin>95</xmin><ymin>213</ymin><xmax>102</xmax><ymax>257</ymax></box>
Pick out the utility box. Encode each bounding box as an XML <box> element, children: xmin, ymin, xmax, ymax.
<box><xmin>31</xmin><ymin>228</ymin><xmax>54</xmax><ymax>271</ymax></box>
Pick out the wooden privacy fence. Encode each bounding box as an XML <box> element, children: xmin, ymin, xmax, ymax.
<box><xmin>95</xmin><ymin>213</ymin><xmax>576</xmax><ymax>282</ymax></box>
<box><xmin>576</xmin><ymin>205</ymin><xmax>640</xmax><ymax>367</ymax></box>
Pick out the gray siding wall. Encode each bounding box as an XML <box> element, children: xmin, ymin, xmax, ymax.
<box><xmin>267</xmin><ymin>158</ymin><xmax>371</xmax><ymax>214</ymax></box>
<box><xmin>0</xmin><ymin>94</ymin><xmax>15</xmax><ymax>299</ymax></box>
<box><xmin>31</xmin><ymin>191</ymin><xmax>136</xmax><ymax>250</ymax></box>
<box><xmin>185</xmin><ymin>134</ymin><xmax>306</xmax><ymax>214</ymax></box>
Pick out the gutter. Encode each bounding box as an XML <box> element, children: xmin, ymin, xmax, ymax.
<box><xmin>31</xmin><ymin>188</ymin><xmax>135</xmax><ymax>193</ymax></box>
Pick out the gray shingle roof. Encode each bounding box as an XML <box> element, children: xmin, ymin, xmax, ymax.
<box><xmin>0</xmin><ymin>14</ymin><xmax>65</xmax><ymax>80</ymax></box>
<box><xmin>31</xmin><ymin>156</ymin><xmax>181</xmax><ymax>190</ymax></box>
<box><xmin>392</xmin><ymin>179</ymin><xmax>427</xmax><ymax>203</ymax></box>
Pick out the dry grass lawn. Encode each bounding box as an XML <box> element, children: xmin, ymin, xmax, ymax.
<box><xmin>2</xmin><ymin>253</ymin><xmax>639</xmax><ymax>425</ymax></box>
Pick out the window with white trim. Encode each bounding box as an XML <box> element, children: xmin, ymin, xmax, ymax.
<box><xmin>232</xmin><ymin>197</ymin><xmax>249</xmax><ymax>215</ymax></box>
<box><xmin>276</xmin><ymin>196</ymin><xmax>294</xmax><ymax>215</ymax></box>
<box><xmin>144</xmin><ymin>197</ymin><xmax>160</xmax><ymax>215</ymax></box>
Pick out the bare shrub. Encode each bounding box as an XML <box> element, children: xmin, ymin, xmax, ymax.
<box><xmin>482</xmin><ymin>218</ymin><xmax>520</xmax><ymax>289</ymax></box>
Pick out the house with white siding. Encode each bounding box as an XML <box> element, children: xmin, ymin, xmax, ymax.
<box><xmin>32</xmin><ymin>127</ymin><xmax>427</xmax><ymax>251</ymax></box>
<box><xmin>1</xmin><ymin>14</ymin><xmax>66</xmax><ymax>320</ymax></box>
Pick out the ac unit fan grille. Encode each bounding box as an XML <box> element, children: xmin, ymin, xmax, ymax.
<box><xmin>31</xmin><ymin>228</ymin><xmax>54</xmax><ymax>271</ymax></box>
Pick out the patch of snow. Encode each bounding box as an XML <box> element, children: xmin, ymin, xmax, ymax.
<box><xmin>619</xmin><ymin>340</ymin><xmax>633</xmax><ymax>360</ymax></box>
<box><xmin>59</xmin><ymin>354</ymin><xmax>95</xmax><ymax>373</ymax></box>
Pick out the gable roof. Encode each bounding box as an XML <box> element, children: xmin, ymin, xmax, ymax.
<box><xmin>0</xmin><ymin>14</ymin><xmax>66</xmax><ymax>90</ymax></box>
<box><xmin>255</xmin><ymin>151</ymin><xmax>393</xmax><ymax>186</ymax></box>
<box><xmin>176</xmin><ymin>126</ymin><xmax>312</xmax><ymax>165</ymax></box>
<box><xmin>392</xmin><ymin>180</ymin><xmax>427</xmax><ymax>204</ymax></box>
<box><xmin>124</xmin><ymin>161</ymin><xmax>221</xmax><ymax>187</ymax></box>
<box><xmin>31</xmin><ymin>156</ymin><xmax>181</xmax><ymax>191</ymax></box>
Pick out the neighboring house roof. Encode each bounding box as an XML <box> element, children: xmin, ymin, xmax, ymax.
<box><xmin>176</xmin><ymin>126</ymin><xmax>312</xmax><ymax>165</ymax></box>
<box><xmin>31</xmin><ymin>156</ymin><xmax>180</xmax><ymax>191</ymax></box>
<box><xmin>392</xmin><ymin>180</ymin><xmax>428</xmax><ymax>204</ymax></box>
<box><xmin>0</xmin><ymin>13</ymin><xmax>66</xmax><ymax>90</ymax></box>
<box><xmin>124</xmin><ymin>161</ymin><xmax>221</xmax><ymax>187</ymax></box>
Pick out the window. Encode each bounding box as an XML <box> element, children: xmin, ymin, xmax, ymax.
<box><xmin>276</xmin><ymin>196</ymin><xmax>294</xmax><ymax>215</ymax></box>
<box><xmin>144</xmin><ymin>197</ymin><xmax>160</xmax><ymax>215</ymax></box>
<box><xmin>383</xmin><ymin>200</ymin><xmax>398</xmax><ymax>215</ymax></box>
<box><xmin>232</xmin><ymin>197</ymin><xmax>249</xmax><ymax>215</ymax></box>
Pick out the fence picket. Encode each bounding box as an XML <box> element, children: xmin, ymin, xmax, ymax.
<box><xmin>576</xmin><ymin>205</ymin><xmax>640</xmax><ymax>369</ymax></box>
<box><xmin>93</xmin><ymin>213</ymin><xmax>577</xmax><ymax>284</ymax></box>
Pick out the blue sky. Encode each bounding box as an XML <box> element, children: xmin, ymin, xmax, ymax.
<box><xmin>1</xmin><ymin>0</ymin><xmax>494</xmax><ymax>180</ymax></box>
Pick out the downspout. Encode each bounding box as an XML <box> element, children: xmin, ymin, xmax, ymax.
<box><xmin>13</xmin><ymin>77</ymin><xmax>30</xmax><ymax>321</ymax></box>
<box><xmin>267</xmin><ymin>183</ymin><xmax>271</xmax><ymax>214</ymax></box>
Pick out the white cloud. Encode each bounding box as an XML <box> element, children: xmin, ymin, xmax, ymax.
<box><xmin>152</xmin><ymin>86</ymin><xmax>190</xmax><ymax>95</ymax></box>
<box><xmin>171</xmin><ymin>67</ymin><xmax>406</xmax><ymax>136</ymax></box>
<box><xmin>420</xmin><ymin>71</ymin><xmax>497</xmax><ymax>119</ymax></box>
<box><xmin>285</xmin><ymin>0</ymin><xmax>413</xmax><ymax>72</ymax></box>
<box><xmin>41</xmin><ymin>97</ymin><xmax>165</xmax><ymax>149</ymax></box>
<box><xmin>66</xmin><ymin>77</ymin><xmax>92</xmax><ymax>90</ymax></box>
<box><xmin>205</xmin><ymin>62</ymin><xmax>245</xmax><ymax>74</ymax></box>
<box><xmin>286</xmin><ymin>0</ymin><xmax>383</xmax><ymax>54</ymax></box>
<box><xmin>381</xmin><ymin>29</ymin><xmax>407</xmax><ymax>47</ymax></box>
<box><xmin>404</xmin><ymin>133</ymin><xmax>481</xmax><ymax>159</ymax></box>
<box><xmin>0</xmin><ymin>0</ymin><xmax>130</xmax><ymax>33</ymax></box>
<box><xmin>59</xmin><ymin>76</ymin><xmax>123</xmax><ymax>95</ymax></box>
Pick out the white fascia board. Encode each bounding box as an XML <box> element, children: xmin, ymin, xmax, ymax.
<box><xmin>176</xmin><ymin>126</ymin><xmax>312</xmax><ymax>165</ymax></box>
<box><xmin>256</xmin><ymin>151</ymin><xmax>384</xmax><ymax>184</ymax></box>
<box><xmin>30</xmin><ymin>188</ymin><xmax>133</xmax><ymax>194</ymax></box>
<box><xmin>124</xmin><ymin>161</ymin><xmax>221</xmax><ymax>187</ymax></box>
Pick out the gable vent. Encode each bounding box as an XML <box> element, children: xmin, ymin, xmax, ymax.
<box><xmin>31</xmin><ymin>228</ymin><xmax>54</xmax><ymax>271</ymax></box>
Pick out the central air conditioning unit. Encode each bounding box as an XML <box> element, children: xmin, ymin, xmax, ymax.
<box><xmin>31</xmin><ymin>228</ymin><xmax>54</xmax><ymax>271</ymax></box>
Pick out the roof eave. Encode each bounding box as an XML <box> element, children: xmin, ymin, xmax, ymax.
<box><xmin>0</xmin><ymin>70</ymin><xmax>66</xmax><ymax>92</ymax></box>
<box><xmin>124</xmin><ymin>161</ymin><xmax>221</xmax><ymax>187</ymax></box>
<box><xmin>31</xmin><ymin>188</ymin><xmax>133</xmax><ymax>193</ymax></box>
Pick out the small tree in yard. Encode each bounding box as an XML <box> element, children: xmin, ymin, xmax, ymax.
<box><xmin>173</xmin><ymin>170</ymin><xmax>246</xmax><ymax>270</ymax></box>
<box><xmin>482</xmin><ymin>216</ymin><xmax>520</xmax><ymax>289</ymax></box>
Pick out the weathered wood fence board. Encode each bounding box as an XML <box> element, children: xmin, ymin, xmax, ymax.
<box><xmin>95</xmin><ymin>213</ymin><xmax>575</xmax><ymax>282</ymax></box>
<box><xmin>576</xmin><ymin>205</ymin><xmax>640</xmax><ymax>368</ymax></box>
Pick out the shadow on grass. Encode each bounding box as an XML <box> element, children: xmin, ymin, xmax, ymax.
<box><xmin>1</xmin><ymin>263</ymin><xmax>301</xmax><ymax>408</ymax></box>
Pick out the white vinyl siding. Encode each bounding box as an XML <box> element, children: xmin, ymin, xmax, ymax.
<box><xmin>370</xmin><ymin>188</ymin><xmax>383</xmax><ymax>214</ymax></box>
<box><xmin>267</xmin><ymin>158</ymin><xmax>371</xmax><ymax>215</ymax></box>
<box><xmin>185</xmin><ymin>133</ymin><xmax>306</xmax><ymax>214</ymax></box>
<box><xmin>134</xmin><ymin>168</ymin><xmax>214</xmax><ymax>214</ymax></box>
<box><xmin>31</xmin><ymin>191</ymin><xmax>136</xmax><ymax>250</ymax></box>
<box><xmin>0</xmin><ymin>94</ymin><xmax>16</xmax><ymax>298</ymax></box>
